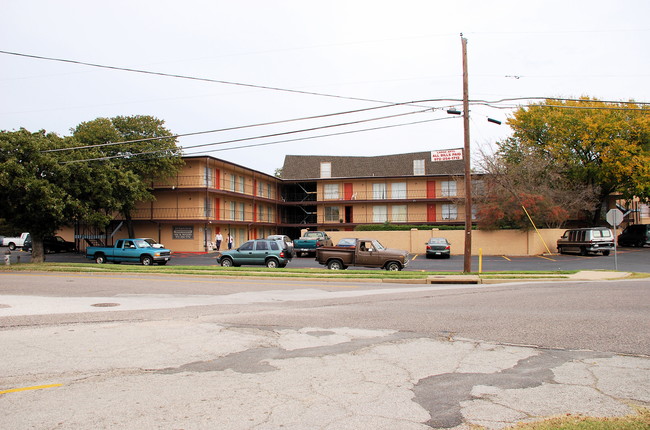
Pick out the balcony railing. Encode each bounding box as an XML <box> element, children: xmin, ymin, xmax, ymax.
<box><xmin>131</xmin><ymin>207</ymin><xmax>276</xmax><ymax>223</ymax></box>
<box><xmin>283</xmin><ymin>190</ymin><xmax>460</xmax><ymax>202</ymax></box>
<box><xmin>152</xmin><ymin>175</ymin><xmax>277</xmax><ymax>200</ymax></box>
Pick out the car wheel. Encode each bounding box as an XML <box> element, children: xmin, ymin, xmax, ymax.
<box><xmin>220</xmin><ymin>257</ymin><xmax>233</xmax><ymax>267</ymax></box>
<box><xmin>602</xmin><ymin>250</ymin><xmax>610</xmax><ymax>256</ymax></box>
<box><xmin>8</xmin><ymin>243</ymin><xmax>15</xmax><ymax>251</ymax></box>
<box><xmin>385</xmin><ymin>262</ymin><xmax>401</xmax><ymax>271</ymax></box>
<box><xmin>580</xmin><ymin>247</ymin><xmax>588</xmax><ymax>256</ymax></box>
<box><xmin>266</xmin><ymin>258</ymin><xmax>279</xmax><ymax>268</ymax></box>
<box><xmin>327</xmin><ymin>259</ymin><xmax>344</xmax><ymax>270</ymax></box>
<box><xmin>637</xmin><ymin>240</ymin><xmax>645</xmax><ymax>247</ymax></box>
<box><xmin>94</xmin><ymin>254</ymin><xmax>106</xmax><ymax>264</ymax></box>
<box><xmin>558</xmin><ymin>247</ymin><xmax>564</xmax><ymax>255</ymax></box>
<box><xmin>141</xmin><ymin>256</ymin><xmax>153</xmax><ymax>266</ymax></box>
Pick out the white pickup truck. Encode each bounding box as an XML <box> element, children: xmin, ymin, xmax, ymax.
<box><xmin>2</xmin><ymin>232</ymin><xmax>30</xmax><ymax>250</ymax></box>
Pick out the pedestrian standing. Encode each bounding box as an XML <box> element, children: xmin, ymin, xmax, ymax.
<box><xmin>215</xmin><ymin>232</ymin><xmax>223</xmax><ymax>251</ymax></box>
<box><xmin>227</xmin><ymin>233</ymin><xmax>234</xmax><ymax>250</ymax></box>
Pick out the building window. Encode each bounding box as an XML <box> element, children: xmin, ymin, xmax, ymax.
<box><xmin>204</xmin><ymin>167</ymin><xmax>214</xmax><ymax>188</ymax></box>
<box><xmin>229</xmin><ymin>201</ymin><xmax>236</xmax><ymax>220</ymax></box>
<box><xmin>267</xmin><ymin>183</ymin><xmax>272</xmax><ymax>199</ymax></box>
<box><xmin>324</xmin><ymin>183</ymin><xmax>339</xmax><ymax>200</ymax></box>
<box><xmin>373</xmin><ymin>205</ymin><xmax>388</xmax><ymax>223</ymax></box>
<box><xmin>413</xmin><ymin>159</ymin><xmax>425</xmax><ymax>175</ymax></box>
<box><xmin>325</xmin><ymin>206</ymin><xmax>340</xmax><ymax>222</ymax></box>
<box><xmin>391</xmin><ymin>182</ymin><xmax>406</xmax><ymax>199</ymax></box>
<box><xmin>391</xmin><ymin>205</ymin><xmax>407</xmax><ymax>222</ymax></box>
<box><xmin>239</xmin><ymin>176</ymin><xmax>245</xmax><ymax>194</ymax></box>
<box><xmin>204</xmin><ymin>198</ymin><xmax>212</xmax><ymax>218</ymax></box>
<box><xmin>239</xmin><ymin>203</ymin><xmax>246</xmax><ymax>221</ymax></box>
<box><xmin>442</xmin><ymin>204</ymin><xmax>458</xmax><ymax>220</ymax></box>
<box><xmin>258</xmin><ymin>205</ymin><xmax>264</xmax><ymax>222</ymax></box>
<box><xmin>441</xmin><ymin>180</ymin><xmax>457</xmax><ymax>197</ymax></box>
<box><xmin>372</xmin><ymin>183</ymin><xmax>387</xmax><ymax>200</ymax></box>
<box><xmin>267</xmin><ymin>206</ymin><xmax>272</xmax><ymax>223</ymax></box>
<box><xmin>229</xmin><ymin>174</ymin><xmax>236</xmax><ymax>192</ymax></box>
<box><xmin>320</xmin><ymin>162</ymin><xmax>332</xmax><ymax>178</ymax></box>
<box><xmin>258</xmin><ymin>181</ymin><xmax>264</xmax><ymax>197</ymax></box>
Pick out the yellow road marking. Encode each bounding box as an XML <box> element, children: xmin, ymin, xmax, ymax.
<box><xmin>0</xmin><ymin>384</ymin><xmax>62</xmax><ymax>395</ymax></box>
<box><xmin>501</xmin><ymin>256</ymin><xmax>511</xmax><ymax>261</ymax></box>
<box><xmin>537</xmin><ymin>255</ymin><xmax>557</xmax><ymax>261</ymax></box>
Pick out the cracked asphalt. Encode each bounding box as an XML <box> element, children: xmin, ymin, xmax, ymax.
<box><xmin>1</xmin><ymin>321</ymin><xmax>648</xmax><ymax>429</ymax></box>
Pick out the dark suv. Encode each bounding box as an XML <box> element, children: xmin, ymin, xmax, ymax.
<box><xmin>618</xmin><ymin>224</ymin><xmax>650</xmax><ymax>247</ymax></box>
<box><xmin>557</xmin><ymin>227</ymin><xmax>614</xmax><ymax>256</ymax></box>
<box><xmin>216</xmin><ymin>239</ymin><xmax>292</xmax><ymax>268</ymax></box>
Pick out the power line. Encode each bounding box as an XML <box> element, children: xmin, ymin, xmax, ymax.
<box><xmin>61</xmin><ymin>107</ymin><xmax>440</xmax><ymax>163</ymax></box>
<box><xmin>0</xmin><ymin>49</ymin><xmax>432</xmax><ymax>108</ymax></box>
<box><xmin>49</xmin><ymin>96</ymin><xmax>650</xmax><ymax>156</ymax></box>
<box><xmin>182</xmin><ymin>116</ymin><xmax>462</xmax><ymax>156</ymax></box>
<box><xmin>45</xmin><ymin>99</ymin><xmax>463</xmax><ymax>152</ymax></box>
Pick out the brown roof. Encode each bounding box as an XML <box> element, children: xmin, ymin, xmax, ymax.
<box><xmin>281</xmin><ymin>151</ymin><xmax>464</xmax><ymax>180</ymax></box>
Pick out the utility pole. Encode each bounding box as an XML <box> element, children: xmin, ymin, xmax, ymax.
<box><xmin>461</xmin><ymin>34</ymin><xmax>472</xmax><ymax>273</ymax></box>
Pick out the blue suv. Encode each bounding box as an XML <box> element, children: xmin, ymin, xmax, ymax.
<box><xmin>216</xmin><ymin>239</ymin><xmax>292</xmax><ymax>268</ymax></box>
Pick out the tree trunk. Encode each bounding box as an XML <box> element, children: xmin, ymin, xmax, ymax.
<box><xmin>125</xmin><ymin>210</ymin><xmax>135</xmax><ymax>238</ymax></box>
<box><xmin>592</xmin><ymin>200</ymin><xmax>604</xmax><ymax>225</ymax></box>
<box><xmin>31</xmin><ymin>236</ymin><xmax>45</xmax><ymax>263</ymax></box>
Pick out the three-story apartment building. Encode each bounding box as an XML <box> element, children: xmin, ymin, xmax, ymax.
<box><xmin>80</xmin><ymin>151</ymin><xmax>470</xmax><ymax>252</ymax></box>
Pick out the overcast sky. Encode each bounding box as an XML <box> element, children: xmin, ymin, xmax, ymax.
<box><xmin>2</xmin><ymin>1</ymin><xmax>648</xmax><ymax>175</ymax></box>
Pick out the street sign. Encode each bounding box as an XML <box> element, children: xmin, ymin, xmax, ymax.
<box><xmin>606</xmin><ymin>208</ymin><xmax>624</xmax><ymax>227</ymax></box>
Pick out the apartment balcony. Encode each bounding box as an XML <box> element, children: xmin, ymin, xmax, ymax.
<box><xmin>152</xmin><ymin>175</ymin><xmax>278</xmax><ymax>201</ymax></box>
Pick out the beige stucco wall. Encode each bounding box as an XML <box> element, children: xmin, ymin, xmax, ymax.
<box><xmin>322</xmin><ymin>228</ymin><xmax>564</xmax><ymax>256</ymax></box>
<box><xmin>62</xmin><ymin>224</ymin><xmax>564</xmax><ymax>255</ymax></box>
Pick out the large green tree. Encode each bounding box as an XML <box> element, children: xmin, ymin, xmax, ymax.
<box><xmin>0</xmin><ymin>129</ymin><xmax>110</xmax><ymax>262</ymax></box>
<box><xmin>0</xmin><ymin>115</ymin><xmax>182</xmax><ymax>262</ymax></box>
<box><xmin>500</xmin><ymin>97</ymin><xmax>650</xmax><ymax>223</ymax></box>
<box><xmin>71</xmin><ymin>115</ymin><xmax>183</xmax><ymax>237</ymax></box>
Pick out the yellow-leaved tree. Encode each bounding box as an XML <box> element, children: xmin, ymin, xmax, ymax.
<box><xmin>500</xmin><ymin>97</ymin><xmax>649</xmax><ymax>224</ymax></box>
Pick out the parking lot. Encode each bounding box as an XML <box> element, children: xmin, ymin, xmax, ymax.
<box><xmin>5</xmin><ymin>245</ymin><xmax>649</xmax><ymax>273</ymax></box>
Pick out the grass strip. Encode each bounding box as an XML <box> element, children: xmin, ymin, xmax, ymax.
<box><xmin>505</xmin><ymin>406</ymin><xmax>649</xmax><ymax>429</ymax></box>
<box><xmin>0</xmin><ymin>262</ymin><xmax>580</xmax><ymax>280</ymax></box>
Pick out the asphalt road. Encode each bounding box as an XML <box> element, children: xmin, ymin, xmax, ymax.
<box><xmin>5</xmin><ymin>245</ymin><xmax>650</xmax><ymax>272</ymax></box>
<box><xmin>1</xmin><ymin>272</ymin><xmax>648</xmax><ymax>355</ymax></box>
<box><xmin>1</xmin><ymin>272</ymin><xmax>649</xmax><ymax>429</ymax></box>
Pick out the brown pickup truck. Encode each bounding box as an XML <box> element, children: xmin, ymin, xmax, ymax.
<box><xmin>315</xmin><ymin>238</ymin><xmax>409</xmax><ymax>271</ymax></box>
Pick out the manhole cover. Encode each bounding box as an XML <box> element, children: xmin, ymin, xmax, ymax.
<box><xmin>0</xmin><ymin>304</ymin><xmax>11</xmax><ymax>309</ymax></box>
<box><xmin>91</xmin><ymin>303</ymin><xmax>120</xmax><ymax>308</ymax></box>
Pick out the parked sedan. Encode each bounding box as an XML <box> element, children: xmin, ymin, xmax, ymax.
<box><xmin>425</xmin><ymin>237</ymin><xmax>451</xmax><ymax>259</ymax></box>
<box><xmin>216</xmin><ymin>239</ymin><xmax>291</xmax><ymax>268</ymax></box>
<box><xmin>22</xmin><ymin>235</ymin><xmax>76</xmax><ymax>253</ymax></box>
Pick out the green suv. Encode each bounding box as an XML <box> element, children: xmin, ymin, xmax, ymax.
<box><xmin>216</xmin><ymin>239</ymin><xmax>292</xmax><ymax>268</ymax></box>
